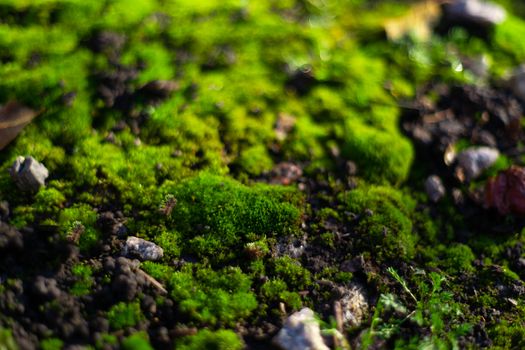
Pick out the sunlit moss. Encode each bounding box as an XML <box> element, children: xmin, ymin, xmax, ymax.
<box><xmin>342</xmin><ymin>184</ymin><xmax>417</xmax><ymax>260</ymax></box>
<box><xmin>2</xmin><ymin>0</ymin><xmax>525</xmax><ymax>347</ymax></box>
<box><xmin>70</xmin><ymin>263</ymin><xmax>94</xmax><ymax>297</ymax></box>
<box><xmin>58</xmin><ymin>203</ymin><xmax>98</xmax><ymax>251</ymax></box>
<box><xmin>121</xmin><ymin>332</ymin><xmax>154</xmax><ymax>350</ymax></box>
<box><xmin>175</xmin><ymin>329</ymin><xmax>243</xmax><ymax>350</ymax></box>
<box><xmin>107</xmin><ymin>301</ymin><xmax>144</xmax><ymax>330</ymax></box>
<box><xmin>160</xmin><ymin>173</ymin><xmax>303</xmax><ymax>263</ymax></box>
<box><xmin>343</xmin><ymin>119</ymin><xmax>414</xmax><ymax>185</ymax></box>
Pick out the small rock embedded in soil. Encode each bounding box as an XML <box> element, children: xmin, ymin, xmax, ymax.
<box><xmin>338</xmin><ymin>283</ymin><xmax>369</xmax><ymax>327</ymax></box>
<box><xmin>122</xmin><ymin>236</ymin><xmax>163</xmax><ymax>261</ymax></box>
<box><xmin>425</xmin><ymin>175</ymin><xmax>446</xmax><ymax>202</ymax></box>
<box><xmin>270</xmin><ymin>162</ymin><xmax>303</xmax><ymax>185</ymax></box>
<box><xmin>455</xmin><ymin>146</ymin><xmax>499</xmax><ymax>181</ymax></box>
<box><xmin>444</xmin><ymin>0</ymin><xmax>506</xmax><ymax>26</ymax></box>
<box><xmin>9</xmin><ymin>156</ymin><xmax>49</xmax><ymax>192</ymax></box>
<box><xmin>273</xmin><ymin>308</ymin><xmax>330</xmax><ymax>350</ymax></box>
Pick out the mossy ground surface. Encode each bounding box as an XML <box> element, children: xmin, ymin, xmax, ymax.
<box><xmin>1</xmin><ymin>0</ymin><xmax>525</xmax><ymax>349</ymax></box>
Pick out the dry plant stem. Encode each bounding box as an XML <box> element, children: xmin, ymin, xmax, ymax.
<box><xmin>136</xmin><ymin>268</ymin><xmax>168</xmax><ymax>295</ymax></box>
<box><xmin>334</xmin><ymin>300</ymin><xmax>344</xmax><ymax>333</ymax></box>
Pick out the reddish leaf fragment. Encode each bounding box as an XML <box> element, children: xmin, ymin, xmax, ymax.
<box><xmin>0</xmin><ymin>101</ymin><xmax>37</xmax><ymax>150</ymax></box>
<box><xmin>485</xmin><ymin>166</ymin><xmax>525</xmax><ymax>216</ymax></box>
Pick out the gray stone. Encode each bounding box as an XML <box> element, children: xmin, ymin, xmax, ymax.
<box><xmin>445</xmin><ymin>0</ymin><xmax>506</xmax><ymax>26</ymax></box>
<box><xmin>456</xmin><ymin>146</ymin><xmax>499</xmax><ymax>181</ymax></box>
<box><xmin>9</xmin><ymin>156</ymin><xmax>49</xmax><ymax>192</ymax></box>
<box><xmin>122</xmin><ymin>236</ymin><xmax>163</xmax><ymax>261</ymax></box>
<box><xmin>273</xmin><ymin>308</ymin><xmax>329</xmax><ymax>350</ymax></box>
<box><xmin>425</xmin><ymin>175</ymin><xmax>446</xmax><ymax>203</ymax></box>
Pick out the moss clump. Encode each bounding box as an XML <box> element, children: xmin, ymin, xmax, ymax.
<box><xmin>142</xmin><ymin>262</ymin><xmax>257</xmax><ymax>326</ymax></box>
<box><xmin>0</xmin><ymin>328</ymin><xmax>17</xmax><ymax>350</ymax></box>
<box><xmin>235</xmin><ymin>144</ymin><xmax>274</xmax><ymax>177</ymax></box>
<box><xmin>121</xmin><ymin>332</ymin><xmax>153</xmax><ymax>350</ymax></box>
<box><xmin>424</xmin><ymin>244</ymin><xmax>475</xmax><ymax>274</ymax></box>
<box><xmin>489</xmin><ymin>320</ymin><xmax>525</xmax><ymax>350</ymax></box>
<box><xmin>161</xmin><ymin>173</ymin><xmax>303</xmax><ymax>263</ymax></box>
<box><xmin>493</xmin><ymin>15</ymin><xmax>525</xmax><ymax>65</ymax></box>
<box><xmin>58</xmin><ymin>204</ymin><xmax>98</xmax><ymax>252</ymax></box>
<box><xmin>107</xmin><ymin>301</ymin><xmax>144</xmax><ymax>330</ymax></box>
<box><xmin>271</xmin><ymin>256</ymin><xmax>312</xmax><ymax>290</ymax></box>
<box><xmin>170</xmin><ymin>265</ymin><xmax>257</xmax><ymax>326</ymax></box>
<box><xmin>33</xmin><ymin>187</ymin><xmax>67</xmax><ymax>216</ymax></box>
<box><xmin>70</xmin><ymin>263</ymin><xmax>93</xmax><ymax>297</ymax></box>
<box><xmin>259</xmin><ymin>279</ymin><xmax>303</xmax><ymax>311</ymax></box>
<box><xmin>342</xmin><ymin>184</ymin><xmax>417</xmax><ymax>260</ymax></box>
<box><xmin>95</xmin><ymin>333</ymin><xmax>118</xmax><ymax>349</ymax></box>
<box><xmin>343</xmin><ymin>119</ymin><xmax>413</xmax><ymax>185</ymax></box>
<box><xmin>40</xmin><ymin>338</ymin><xmax>63</xmax><ymax>350</ymax></box>
<box><xmin>281</xmin><ymin>115</ymin><xmax>330</xmax><ymax>167</ymax></box>
<box><xmin>175</xmin><ymin>329</ymin><xmax>243</xmax><ymax>350</ymax></box>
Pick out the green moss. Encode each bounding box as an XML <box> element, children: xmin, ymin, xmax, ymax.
<box><xmin>271</xmin><ymin>256</ymin><xmax>312</xmax><ymax>290</ymax></box>
<box><xmin>282</xmin><ymin>116</ymin><xmax>329</xmax><ymax>163</ymax></box>
<box><xmin>161</xmin><ymin>173</ymin><xmax>303</xmax><ymax>263</ymax></box>
<box><xmin>343</xmin><ymin>119</ymin><xmax>414</xmax><ymax>185</ymax></box>
<box><xmin>235</xmin><ymin>144</ymin><xmax>273</xmax><ymax>176</ymax></box>
<box><xmin>141</xmin><ymin>262</ymin><xmax>174</xmax><ymax>281</ymax></box>
<box><xmin>342</xmin><ymin>184</ymin><xmax>417</xmax><ymax>260</ymax></box>
<box><xmin>40</xmin><ymin>338</ymin><xmax>63</xmax><ymax>350</ymax></box>
<box><xmin>121</xmin><ymin>332</ymin><xmax>153</xmax><ymax>350</ymax></box>
<box><xmin>0</xmin><ymin>328</ymin><xmax>17</xmax><ymax>350</ymax></box>
<box><xmin>121</xmin><ymin>42</ymin><xmax>175</xmax><ymax>84</ymax></box>
<box><xmin>175</xmin><ymin>329</ymin><xmax>243</xmax><ymax>350</ymax></box>
<box><xmin>58</xmin><ymin>204</ymin><xmax>99</xmax><ymax>251</ymax></box>
<box><xmin>2</xmin><ymin>1</ymin><xmax>525</xmax><ymax>347</ymax></box>
<box><xmin>244</xmin><ymin>239</ymin><xmax>271</xmax><ymax>259</ymax></box>
<box><xmin>33</xmin><ymin>187</ymin><xmax>66</xmax><ymax>216</ymax></box>
<box><xmin>168</xmin><ymin>265</ymin><xmax>257</xmax><ymax>326</ymax></box>
<box><xmin>260</xmin><ymin>279</ymin><xmax>303</xmax><ymax>311</ymax></box>
<box><xmin>107</xmin><ymin>301</ymin><xmax>144</xmax><ymax>330</ymax></box>
<box><xmin>95</xmin><ymin>333</ymin><xmax>118</xmax><ymax>349</ymax></box>
<box><xmin>152</xmin><ymin>230</ymin><xmax>182</xmax><ymax>259</ymax></box>
<box><xmin>424</xmin><ymin>244</ymin><xmax>475</xmax><ymax>274</ymax></box>
<box><xmin>307</xmin><ymin>87</ymin><xmax>350</xmax><ymax>122</ymax></box>
<box><xmin>317</xmin><ymin>267</ymin><xmax>353</xmax><ymax>285</ymax></box>
<box><xmin>493</xmin><ymin>16</ymin><xmax>525</xmax><ymax>64</ymax></box>
<box><xmin>490</xmin><ymin>320</ymin><xmax>525</xmax><ymax>350</ymax></box>
<box><xmin>70</xmin><ymin>263</ymin><xmax>93</xmax><ymax>297</ymax></box>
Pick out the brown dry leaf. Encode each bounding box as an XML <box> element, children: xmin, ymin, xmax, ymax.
<box><xmin>384</xmin><ymin>0</ymin><xmax>442</xmax><ymax>41</ymax></box>
<box><xmin>0</xmin><ymin>101</ymin><xmax>37</xmax><ymax>150</ymax></box>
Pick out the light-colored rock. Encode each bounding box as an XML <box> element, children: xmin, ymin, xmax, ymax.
<box><xmin>339</xmin><ymin>283</ymin><xmax>369</xmax><ymax>327</ymax></box>
<box><xmin>273</xmin><ymin>308</ymin><xmax>329</xmax><ymax>350</ymax></box>
<box><xmin>456</xmin><ymin>146</ymin><xmax>499</xmax><ymax>181</ymax></box>
<box><xmin>445</xmin><ymin>0</ymin><xmax>506</xmax><ymax>26</ymax></box>
<box><xmin>122</xmin><ymin>236</ymin><xmax>163</xmax><ymax>261</ymax></box>
<box><xmin>425</xmin><ymin>175</ymin><xmax>446</xmax><ymax>203</ymax></box>
<box><xmin>9</xmin><ymin>156</ymin><xmax>49</xmax><ymax>192</ymax></box>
